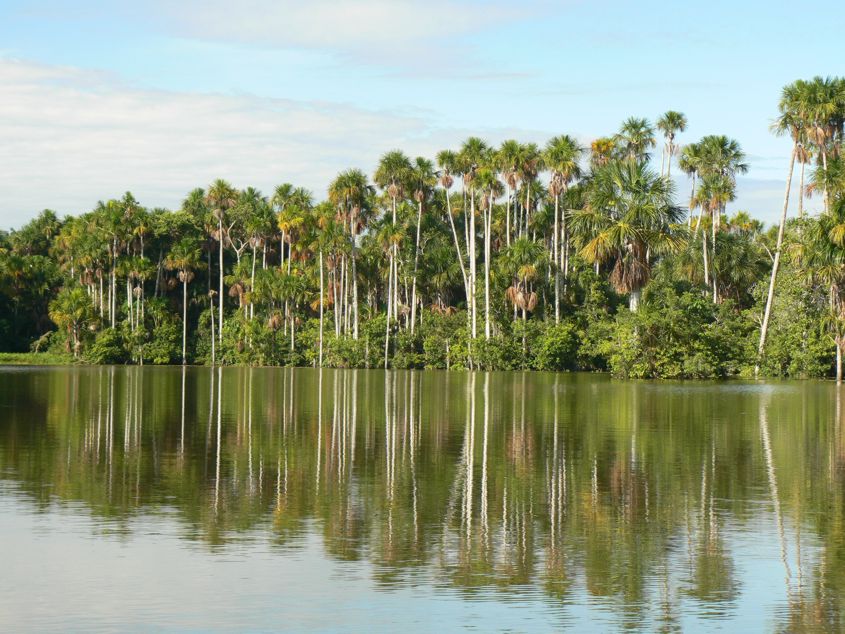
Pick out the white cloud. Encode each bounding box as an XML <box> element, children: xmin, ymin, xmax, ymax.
<box><xmin>0</xmin><ymin>57</ymin><xmax>443</xmax><ymax>226</ymax></box>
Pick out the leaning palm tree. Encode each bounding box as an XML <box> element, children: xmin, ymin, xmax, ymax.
<box><xmin>757</xmin><ymin>82</ymin><xmax>806</xmax><ymax>374</ymax></box>
<box><xmin>543</xmin><ymin>135</ymin><xmax>584</xmax><ymax>322</ymax></box>
<box><xmin>656</xmin><ymin>111</ymin><xmax>688</xmax><ymax>177</ymax></box>
<box><xmin>166</xmin><ymin>238</ymin><xmax>201</xmax><ymax>364</ymax></box>
<box><xmin>571</xmin><ymin>159</ymin><xmax>685</xmax><ymax>311</ymax></box>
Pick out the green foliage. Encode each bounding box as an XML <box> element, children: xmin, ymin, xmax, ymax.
<box><xmin>85</xmin><ymin>328</ymin><xmax>128</xmax><ymax>365</ymax></box>
<box><xmin>534</xmin><ymin>322</ymin><xmax>579</xmax><ymax>371</ymax></box>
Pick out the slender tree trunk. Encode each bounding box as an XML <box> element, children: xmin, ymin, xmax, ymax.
<box><xmin>757</xmin><ymin>145</ymin><xmax>796</xmax><ymax>376</ymax></box>
<box><xmin>553</xmin><ymin>192</ymin><xmax>560</xmax><ymax>324</ymax></box>
<box><xmin>711</xmin><ymin>208</ymin><xmax>719</xmax><ymax>303</ymax></box>
<box><xmin>689</xmin><ymin>174</ymin><xmax>697</xmax><ymax>231</ymax></box>
<box><xmin>483</xmin><ymin>199</ymin><xmax>491</xmax><ymax>340</ymax></box>
<box><xmin>469</xmin><ymin>188</ymin><xmax>477</xmax><ymax>340</ymax></box>
<box><xmin>384</xmin><ymin>248</ymin><xmax>393</xmax><ymax>369</ymax></box>
<box><xmin>218</xmin><ymin>218</ymin><xmax>224</xmax><ymax>344</ymax></box>
<box><xmin>182</xmin><ymin>277</ymin><xmax>188</xmax><ymax>365</ymax></box>
<box><xmin>798</xmin><ymin>159</ymin><xmax>805</xmax><ymax>219</ymax></box>
<box><xmin>505</xmin><ymin>184</ymin><xmax>511</xmax><ymax>247</ymax></box>
<box><xmin>210</xmin><ymin>296</ymin><xmax>216</xmax><ymax>366</ymax></box>
<box><xmin>250</xmin><ymin>244</ymin><xmax>257</xmax><ymax>321</ymax></box>
<box><xmin>702</xmin><ymin>231</ymin><xmax>710</xmax><ymax>288</ymax></box>
<box><xmin>411</xmin><ymin>199</ymin><xmax>423</xmax><ymax>335</ymax></box>
<box><xmin>319</xmin><ymin>249</ymin><xmax>324</xmax><ymax>368</ymax></box>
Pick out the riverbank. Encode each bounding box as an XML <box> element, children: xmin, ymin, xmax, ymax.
<box><xmin>0</xmin><ymin>352</ymin><xmax>75</xmax><ymax>366</ymax></box>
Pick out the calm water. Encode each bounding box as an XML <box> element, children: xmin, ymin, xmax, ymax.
<box><xmin>0</xmin><ymin>367</ymin><xmax>843</xmax><ymax>632</ymax></box>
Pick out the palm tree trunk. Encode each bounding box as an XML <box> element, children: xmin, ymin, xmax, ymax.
<box><xmin>250</xmin><ymin>243</ymin><xmax>257</xmax><ymax>321</ymax></box>
<box><xmin>689</xmin><ymin>174</ymin><xmax>697</xmax><ymax>231</ymax></box>
<box><xmin>702</xmin><ymin>230</ymin><xmax>710</xmax><ymax>288</ymax></box>
<box><xmin>711</xmin><ymin>210</ymin><xmax>718</xmax><ymax>303</ymax></box>
<box><xmin>629</xmin><ymin>288</ymin><xmax>641</xmax><ymax>312</ymax></box>
<box><xmin>218</xmin><ymin>218</ymin><xmax>224</xmax><ymax>344</ymax></box>
<box><xmin>384</xmin><ymin>250</ymin><xmax>393</xmax><ymax>369</ymax></box>
<box><xmin>411</xmin><ymin>199</ymin><xmax>423</xmax><ymax>335</ymax></box>
<box><xmin>484</xmin><ymin>200</ymin><xmax>491</xmax><ymax>340</ymax></box>
<box><xmin>182</xmin><ymin>276</ymin><xmax>188</xmax><ymax>365</ymax></box>
<box><xmin>756</xmin><ymin>145</ymin><xmax>796</xmax><ymax>376</ymax></box>
<box><xmin>505</xmin><ymin>184</ymin><xmax>511</xmax><ymax>247</ymax></box>
<box><xmin>319</xmin><ymin>249</ymin><xmax>324</xmax><ymax>368</ymax></box>
<box><xmin>469</xmin><ymin>189</ymin><xmax>477</xmax><ymax>340</ymax></box>
<box><xmin>210</xmin><ymin>296</ymin><xmax>216</xmax><ymax>366</ymax></box>
<box><xmin>553</xmin><ymin>192</ymin><xmax>560</xmax><ymax>324</ymax></box>
<box><xmin>798</xmin><ymin>159</ymin><xmax>805</xmax><ymax>219</ymax></box>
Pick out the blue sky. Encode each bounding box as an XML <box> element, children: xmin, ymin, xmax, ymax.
<box><xmin>1</xmin><ymin>0</ymin><xmax>842</xmax><ymax>228</ymax></box>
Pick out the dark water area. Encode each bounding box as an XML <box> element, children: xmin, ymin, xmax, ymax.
<box><xmin>1</xmin><ymin>366</ymin><xmax>843</xmax><ymax>631</ymax></box>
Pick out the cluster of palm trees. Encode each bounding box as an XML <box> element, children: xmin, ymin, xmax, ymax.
<box><xmin>6</xmin><ymin>75</ymin><xmax>845</xmax><ymax>375</ymax></box>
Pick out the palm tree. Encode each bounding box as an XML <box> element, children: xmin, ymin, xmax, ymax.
<box><xmin>615</xmin><ymin>117</ymin><xmax>656</xmax><ymax>161</ymax></box>
<box><xmin>457</xmin><ymin>137</ymin><xmax>493</xmax><ymax>347</ymax></box>
<box><xmin>48</xmin><ymin>286</ymin><xmax>94</xmax><ymax>357</ymax></box>
<box><xmin>544</xmin><ymin>135</ymin><xmax>584</xmax><ymax>322</ymax></box>
<box><xmin>696</xmin><ymin>135</ymin><xmax>748</xmax><ymax>302</ymax></box>
<box><xmin>474</xmin><ymin>167</ymin><xmax>503</xmax><ymax>339</ymax></box>
<box><xmin>804</xmin><ymin>196</ymin><xmax>845</xmax><ymax>380</ymax></box>
<box><xmin>757</xmin><ymin>82</ymin><xmax>805</xmax><ymax>373</ymax></box>
<box><xmin>408</xmin><ymin>157</ymin><xmax>436</xmax><ymax>334</ymax></box>
<box><xmin>571</xmin><ymin>159</ymin><xmax>684</xmax><ymax>311</ymax></box>
<box><xmin>328</xmin><ymin>169</ymin><xmax>373</xmax><ymax>339</ymax></box>
<box><xmin>166</xmin><ymin>238</ymin><xmax>201</xmax><ymax>364</ymax></box>
<box><xmin>205</xmin><ymin>179</ymin><xmax>238</xmax><ymax>347</ymax></box>
<box><xmin>374</xmin><ymin>151</ymin><xmax>412</xmax><ymax>362</ymax></box>
<box><xmin>496</xmin><ymin>140</ymin><xmax>522</xmax><ymax>247</ymax></box>
<box><xmin>679</xmin><ymin>142</ymin><xmax>703</xmax><ymax>229</ymax></box>
<box><xmin>656</xmin><ymin>111</ymin><xmax>688</xmax><ymax>177</ymax></box>
<box><xmin>590</xmin><ymin>137</ymin><xmax>617</xmax><ymax>169</ymax></box>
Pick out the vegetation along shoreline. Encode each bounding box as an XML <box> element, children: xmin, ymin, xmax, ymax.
<box><xmin>3</xmin><ymin>77</ymin><xmax>845</xmax><ymax>380</ymax></box>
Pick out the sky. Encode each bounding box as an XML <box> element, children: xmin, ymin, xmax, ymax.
<box><xmin>1</xmin><ymin>0</ymin><xmax>843</xmax><ymax>229</ymax></box>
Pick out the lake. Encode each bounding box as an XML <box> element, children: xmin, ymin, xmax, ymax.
<box><xmin>0</xmin><ymin>366</ymin><xmax>843</xmax><ymax>632</ymax></box>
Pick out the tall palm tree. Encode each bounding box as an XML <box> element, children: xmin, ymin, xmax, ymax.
<box><xmin>457</xmin><ymin>137</ymin><xmax>492</xmax><ymax>346</ymax></box>
<box><xmin>656</xmin><ymin>111</ymin><xmax>688</xmax><ymax>177</ymax></box>
<box><xmin>804</xmin><ymin>196</ymin><xmax>845</xmax><ymax>380</ymax></box>
<box><xmin>329</xmin><ymin>169</ymin><xmax>373</xmax><ymax>339</ymax></box>
<box><xmin>166</xmin><ymin>239</ymin><xmax>201</xmax><ymax>364</ymax></box>
<box><xmin>205</xmin><ymin>179</ymin><xmax>238</xmax><ymax>347</ymax></box>
<box><xmin>615</xmin><ymin>117</ymin><xmax>656</xmax><ymax>161</ymax></box>
<box><xmin>374</xmin><ymin>151</ymin><xmax>412</xmax><ymax>362</ymax></box>
<box><xmin>571</xmin><ymin>159</ymin><xmax>684</xmax><ymax>311</ymax></box>
<box><xmin>408</xmin><ymin>157</ymin><xmax>436</xmax><ymax>334</ymax></box>
<box><xmin>496</xmin><ymin>140</ymin><xmax>522</xmax><ymax>247</ymax></box>
<box><xmin>757</xmin><ymin>82</ymin><xmax>805</xmax><ymax>373</ymax></box>
<box><xmin>474</xmin><ymin>167</ymin><xmax>503</xmax><ymax>339</ymax></box>
<box><xmin>679</xmin><ymin>142</ymin><xmax>703</xmax><ymax>229</ymax></box>
<box><xmin>696</xmin><ymin>135</ymin><xmax>748</xmax><ymax>302</ymax></box>
<box><xmin>544</xmin><ymin>135</ymin><xmax>584</xmax><ymax>322</ymax></box>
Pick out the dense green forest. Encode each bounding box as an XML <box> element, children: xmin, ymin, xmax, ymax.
<box><xmin>2</xmin><ymin>76</ymin><xmax>845</xmax><ymax>378</ymax></box>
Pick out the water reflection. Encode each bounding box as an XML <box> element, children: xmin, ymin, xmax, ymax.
<box><xmin>1</xmin><ymin>367</ymin><xmax>844</xmax><ymax>630</ymax></box>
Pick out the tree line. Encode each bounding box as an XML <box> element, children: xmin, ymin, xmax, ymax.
<box><xmin>2</xmin><ymin>76</ymin><xmax>845</xmax><ymax>378</ymax></box>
